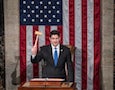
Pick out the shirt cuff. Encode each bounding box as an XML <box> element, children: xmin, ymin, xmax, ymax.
<box><xmin>32</xmin><ymin>55</ymin><xmax>35</xmax><ymax>58</ymax></box>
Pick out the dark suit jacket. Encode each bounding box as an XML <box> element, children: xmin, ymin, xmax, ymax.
<box><xmin>31</xmin><ymin>44</ymin><xmax>74</xmax><ymax>82</ymax></box>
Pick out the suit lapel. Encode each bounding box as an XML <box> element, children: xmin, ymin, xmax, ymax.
<box><xmin>57</xmin><ymin>45</ymin><xmax>64</xmax><ymax>65</ymax></box>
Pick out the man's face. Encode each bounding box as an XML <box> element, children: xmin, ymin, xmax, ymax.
<box><xmin>49</xmin><ymin>35</ymin><xmax>60</xmax><ymax>47</ymax></box>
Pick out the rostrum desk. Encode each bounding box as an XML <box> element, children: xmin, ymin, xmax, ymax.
<box><xmin>18</xmin><ymin>78</ymin><xmax>77</xmax><ymax>90</ymax></box>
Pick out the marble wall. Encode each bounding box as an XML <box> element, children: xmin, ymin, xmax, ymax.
<box><xmin>101</xmin><ymin>0</ymin><xmax>114</xmax><ymax>90</ymax></box>
<box><xmin>4</xmin><ymin>0</ymin><xmax>20</xmax><ymax>90</ymax></box>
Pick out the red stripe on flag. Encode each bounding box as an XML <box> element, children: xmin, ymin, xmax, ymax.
<box><xmin>69</xmin><ymin>0</ymin><xmax>75</xmax><ymax>82</ymax></box>
<box><xmin>69</xmin><ymin>0</ymin><xmax>75</xmax><ymax>46</ymax></box>
<box><xmin>20</xmin><ymin>26</ymin><xmax>26</xmax><ymax>83</ymax></box>
<box><xmin>82</xmin><ymin>0</ymin><xmax>87</xmax><ymax>89</ymax></box>
<box><xmin>33</xmin><ymin>26</ymin><xmax>39</xmax><ymax>77</ymax></box>
<box><xmin>94</xmin><ymin>0</ymin><xmax>100</xmax><ymax>89</ymax></box>
<box><xmin>45</xmin><ymin>26</ymin><xmax>50</xmax><ymax>45</ymax></box>
<box><xmin>57</xmin><ymin>26</ymin><xmax>63</xmax><ymax>44</ymax></box>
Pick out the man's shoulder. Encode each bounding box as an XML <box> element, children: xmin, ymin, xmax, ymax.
<box><xmin>60</xmin><ymin>44</ymin><xmax>70</xmax><ymax>50</ymax></box>
<box><xmin>40</xmin><ymin>45</ymin><xmax>50</xmax><ymax>49</ymax></box>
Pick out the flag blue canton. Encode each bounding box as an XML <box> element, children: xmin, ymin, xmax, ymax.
<box><xmin>20</xmin><ymin>0</ymin><xmax>62</xmax><ymax>25</ymax></box>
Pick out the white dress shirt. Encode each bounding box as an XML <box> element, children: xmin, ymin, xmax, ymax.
<box><xmin>51</xmin><ymin>44</ymin><xmax>60</xmax><ymax>59</ymax></box>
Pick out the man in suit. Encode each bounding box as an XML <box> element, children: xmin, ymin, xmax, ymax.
<box><xmin>31</xmin><ymin>30</ymin><xmax>74</xmax><ymax>82</ymax></box>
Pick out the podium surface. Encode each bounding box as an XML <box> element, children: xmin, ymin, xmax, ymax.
<box><xmin>18</xmin><ymin>78</ymin><xmax>76</xmax><ymax>90</ymax></box>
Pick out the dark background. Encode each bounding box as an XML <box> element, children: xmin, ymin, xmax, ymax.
<box><xmin>0</xmin><ymin>0</ymin><xmax>5</xmax><ymax>89</ymax></box>
<box><xmin>0</xmin><ymin>0</ymin><xmax>4</xmax><ymax>36</ymax></box>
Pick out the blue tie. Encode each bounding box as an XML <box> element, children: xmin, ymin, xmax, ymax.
<box><xmin>54</xmin><ymin>48</ymin><xmax>58</xmax><ymax>66</ymax></box>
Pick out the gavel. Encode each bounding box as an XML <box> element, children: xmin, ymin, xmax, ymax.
<box><xmin>34</xmin><ymin>31</ymin><xmax>42</xmax><ymax>46</ymax></box>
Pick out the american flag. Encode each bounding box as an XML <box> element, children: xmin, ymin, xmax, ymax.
<box><xmin>20</xmin><ymin>0</ymin><xmax>100</xmax><ymax>90</ymax></box>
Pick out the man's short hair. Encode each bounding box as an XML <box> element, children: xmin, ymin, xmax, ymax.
<box><xmin>50</xmin><ymin>30</ymin><xmax>60</xmax><ymax>37</ymax></box>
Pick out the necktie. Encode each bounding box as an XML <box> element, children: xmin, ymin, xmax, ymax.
<box><xmin>54</xmin><ymin>48</ymin><xmax>58</xmax><ymax>66</ymax></box>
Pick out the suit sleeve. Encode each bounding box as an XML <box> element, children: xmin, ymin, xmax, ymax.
<box><xmin>31</xmin><ymin>47</ymin><xmax>43</xmax><ymax>63</ymax></box>
<box><xmin>66</xmin><ymin>48</ymin><xmax>74</xmax><ymax>82</ymax></box>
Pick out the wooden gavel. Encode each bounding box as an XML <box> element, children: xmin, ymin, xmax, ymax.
<box><xmin>34</xmin><ymin>31</ymin><xmax>42</xmax><ymax>46</ymax></box>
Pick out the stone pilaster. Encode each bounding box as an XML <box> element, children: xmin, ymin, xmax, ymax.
<box><xmin>114</xmin><ymin>1</ymin><xmax>115</xmax><ymax>90</ymax></box>
<box><xmin>101</xmin><ymin>0</ymin><xmax>114</xmax><ymax>90</ymax></box>
<box><xmin>4</xmin><ymin>0</ymin><xmax>20</xmax><ymax>90</ymax></box>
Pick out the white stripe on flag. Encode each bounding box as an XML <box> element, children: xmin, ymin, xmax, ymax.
<box><xmin>39</xmin><ymin>26</ymin><xmax>46</xmax><ymax>47</ymax></box>
<box><xmin>26</xmin><ymin>26</ymin><xmax>33</xmax><ymax>81</ymax></box>
<box><xmin>75</xmin><ymin>0</ymin><xmax>82</xmax><ymax>90</ymax></box>
<box><xmin>87</xmin><ymin>0</ymin><xmax>94</xmax><ymax>89</ymax></box>
<box><xmin>39</xmin><ymin>26</ymin><xmax>45</xmax><ymax>77</ymax></box>
<box><xmin>51</xmin><ymin>26</ymin><xmax>58</xmax><ymax>31</ymax></box>
<box><xmin>63</xmin><ymin>0</ymin><xmax>69</xmax><ymax>45</ymax></box>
